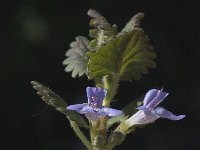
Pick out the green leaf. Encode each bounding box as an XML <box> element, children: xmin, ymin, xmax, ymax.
<box><xmin>31</xmin><ymin>81</ymin><xmax>67</xmax><ymax>111</ymax></box>
<box><xmin>63</xmin><ymin>36</ymin><xmax>89</xmax><ymax>78</ymax></box>
<box><xmin>122</xmin><ymin>97</ymin><xmax>143</xmax><ymax>117</ymax></box>
<box><xmin>31</xmin><ymin>81</ymin><xmax>89</xmax><ymax>128</ymax></box>
<box><xmin>107</xmin><ymin>114</ymin><xmax>125</xmax><ymax>129</ymax></box>
<box><xmin>66</xmin><ymin>110</ymin><xmax>89</xmax><ymax>129</ymax></box>
<box><xmin>87</xmin><ymin>28</ymin><xmax>156</xmax><ymax>81</ymax></box>
<box><xmin>107</xmin><ymin>96</ymin><xmax>143</xmax><ymax>128</ymax></box>
<box><xmin>106</xmin><ymin>131</ymin><xmax>126</xmax><ymax>149</ymax></box>
<box><xmin>87</xmin><ymin>9</ymin><xmax>117</xmax><ymax>49</ymax></box>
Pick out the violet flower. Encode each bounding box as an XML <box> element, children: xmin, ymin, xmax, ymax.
<box><xmin>67</xmin><ymin>87</ymin><xmax>122</xmax><ymax>121</ymax></box>
<box><xmin>126</xmin><ymin>88</ymin><xmax>185</xmax><ymax>126</ymax></box>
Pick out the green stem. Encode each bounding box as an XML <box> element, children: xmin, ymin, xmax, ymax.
<box><xmin>94</xmin><ymin>77</ymin><xmax>104</xmax><ymax>88</ymax></box>
<box><xmin>103</xmin><ymin>74</ymin><xmax>120</xmax><ymax>107</ymax></box>
<box><xmin>89</xmin><ymin>121</ymin><xmax>96</xmax><ymax>146</ymax></box>
<box><xmin>89</xmin><ymin>118</ymin><xmax>107</xmax><ymax>150</ymax></box>
<box><xmin>70</xmin><ymin>120</ymin><xmax>93</xmax><ymax>150</ymax></box>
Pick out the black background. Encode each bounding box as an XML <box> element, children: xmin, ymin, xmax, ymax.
<box><xmin>1</xmin><ymin>0</ymin><xmax>200</xmax><ymax>150</ymax></box>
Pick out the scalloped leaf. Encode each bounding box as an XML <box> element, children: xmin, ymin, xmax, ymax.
<box><xmin>63</xmin><ymin>36</ymin><xmax>89</xmax><ymax>78</ymax></box>
<box><xmin>87</xmin><ymin>9</ymin><xmax>117</xmax><ymax>49</ymax></box>
<box><xmin>31</xmin><ymin>81</ymin><xmax>88</xmax><ymax>128</ymax></box>
<box><xmin>121</xmin><ymin>12</ymin><xmax>145</xmax><ymax>32</ymax></box>
<box><xmin>87</xmin><ymin>28</ymin><xmax>156</xmax><ymax>81</ymax></box>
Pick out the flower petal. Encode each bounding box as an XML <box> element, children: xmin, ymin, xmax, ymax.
<box><xmin>137</xmin><ymin>106</ymin><xmax>151</xmax><ymax>115</ymax></box>
<box><xmin>155</xmin><ymin>107</ymin><xmax>185</xmax><ymax>120</ymax></box>
<box><xmin>67</xmin><ymin>104</ymin><xmax>93</xmax><ymax>114</ymax></box>
<box><xmin>86</xmin><ymin>87</ymin><xmax>106</xmax><ymax>107</ymax></box>
<box><xmin>143</xmin><ymin>89</ymin><xmax>159</xmax><ymax>106</ymax></box>
<box><xmin>102</xmin><ymin>107</ymin><xmax>123</xmax><ymax>116</ymax></box>
<box><xmin>67</xmin><ymin>104</ymin><xmax>84</xmax><ymax>111</ymax></box>
<box><xmin>146</xmin><ymin>88</ymin><xmax>169</xmax><ymax>109</ymax></box>
<box><xmin>126</xmin><ymin>110</ymin><xmax>160</xmax><ymax>126</ymax></box>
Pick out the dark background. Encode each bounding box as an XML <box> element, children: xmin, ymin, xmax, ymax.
<box><xmin>1</xmin><ymin>0</ymin><xmax>200</xmax><ymax>150</ymax></box>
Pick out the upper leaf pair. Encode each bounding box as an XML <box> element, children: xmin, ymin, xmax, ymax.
<box><xmin>63</xmin><ymin>9</ymin><xmax>156</xmax><ymax>81</ymax></box>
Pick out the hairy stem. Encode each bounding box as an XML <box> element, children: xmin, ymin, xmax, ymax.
<box><xmin>70</xmin><ymin>120</ymin><xmax>93</xmax><ymax>150</ymax></box>
<box><xmin>103</xmin><ymin>74</ymin><xmax>120</xmax><ymax>107</ymax></box>
<box><xmin>89</xmin><ymin>118</ymin><xmax>107</xmax><ymax>150</ymax></box>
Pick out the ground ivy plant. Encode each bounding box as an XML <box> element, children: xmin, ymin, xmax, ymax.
<box><xmin>31</xmin><ymin>9</ymin><xmax>185</xmax><ymax>150</ymax></box>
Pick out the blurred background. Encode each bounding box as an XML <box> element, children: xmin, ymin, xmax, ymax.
<box><xmin>1</xmin><ymin>0</ymin><xmax>200</xmax><ymax>149</ymax></box>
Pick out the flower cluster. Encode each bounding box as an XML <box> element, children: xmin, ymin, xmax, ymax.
<box><xmin>67</xmin><ymin>87</ymin><xmax>185</xmax><ymax>127</ymax></box>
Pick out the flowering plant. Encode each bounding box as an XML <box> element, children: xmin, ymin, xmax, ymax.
<box><xmin>31</xmin><ymin>9</ymin><xmax>185</xmax><ymax>150</ymax></box>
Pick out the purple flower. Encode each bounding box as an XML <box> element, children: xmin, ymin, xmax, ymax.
<box><xmin>67</xmin><ymin>87</ymin><xmax>122</xmax><ymax>121</ymax></box>
<box><xmin>126</xmin><ymin>88</ymin><xmax>185</xmax><ymax>126</ymax></box>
